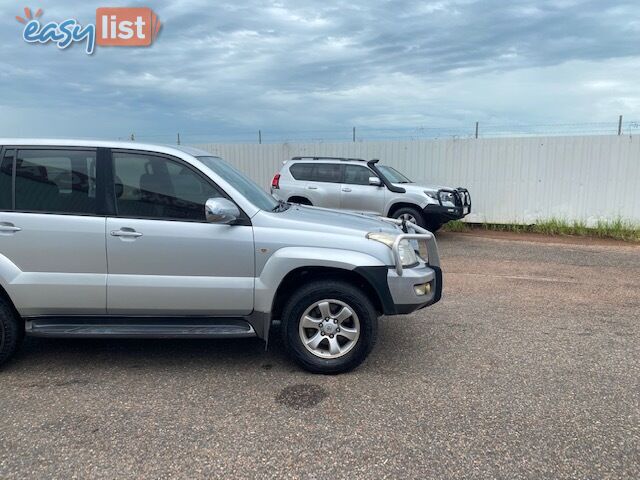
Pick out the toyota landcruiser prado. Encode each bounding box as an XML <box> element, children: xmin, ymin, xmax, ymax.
<box><xmin>271</xmin><ymin>156</ymin><xmax>471</xmax><ymax>232</ymax></box>
<box><xmin>0</xmin><ymin>140</ymin><xmax>441</xmax><ymax>374</ymax></box>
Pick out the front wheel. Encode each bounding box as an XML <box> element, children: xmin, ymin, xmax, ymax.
<box><xmin>281</xmin><ymin>280</ymin><xmax>378</xmax><ymax>374</ymax></box>
<box><xmin>391</xmin><ymin>206</ymin><xmax>425</xmax><ymax>228</ymax></box>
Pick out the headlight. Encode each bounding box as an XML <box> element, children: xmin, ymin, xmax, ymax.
<box><xmin>438</xmin><ymin>191</ymin><xmax>456</xmax><ymax>207</ymax></box>
<box><xmin>424</xmin><ymin>190</ymin><xmax>438</xmax><ymax>201</ymax></box>
<box><xmin>397</xmin><ymin>239</ymin><xmax>418</xmax><ymax>266</ymax></box>
<box><xmin>366</xmin><ymin>232</ymin><xmax>418</xmax><ymax>266</ymax></box>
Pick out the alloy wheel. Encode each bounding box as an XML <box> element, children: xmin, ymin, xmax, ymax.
<box><xmin>298</xmin><ymin>299</ymin><xmax>360</xmax><ymax>359</ymax></box>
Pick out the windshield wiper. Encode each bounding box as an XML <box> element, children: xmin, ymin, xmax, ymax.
<box><xmin>272</xmin><ymin>200</ymin><xmax>290</xmax><ymax>212</ymax></box>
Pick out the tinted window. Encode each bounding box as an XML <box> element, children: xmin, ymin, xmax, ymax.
<box><xmin>0</xmin><ymin>150</ymin><xmax>13</xmax><ymax>210</ymax></box>
<box><xmin>15</xmin><ymin>149</ymin><xmax>97</xmax><ymax>214</ymax></box>
<box><xmin>344</xmin><ymin>165</ymin><xmax>375</xmax><ymax>185</ymax></box>
<box><xmin>289</xmin><ymin>163</ymin><xmax>314</xmax><ymax>181</ymax></box>
<box><xmin>114</xmin><ymin>152</ymin><xmax>222</xmax><ymax>221</ymax></box>
<box><xmin>313</xmin><ymin>163</ymin><xmax>342</xmax><ymax>183</ymax></box>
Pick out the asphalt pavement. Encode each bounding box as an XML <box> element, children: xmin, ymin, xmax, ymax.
<box><xmin>1</xmin><ymin>231</ymin><xmax>638</xmax><ymax>479</ymax></box>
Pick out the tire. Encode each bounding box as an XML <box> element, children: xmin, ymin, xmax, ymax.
<box><xmin>0</xmin><ymin>297</ymin><xmax>23</xmax><ymax>367</ymax></box>
<box><xmin>391</xmin><ymin>206</ymin><xmax>425</xmax><ymax>228</ymax></box>
<box><xmin>288</xmin><ymin>197</ymin><xmax>312</xmax><ymax>206</ymax></box>
<box><xmin>281</xmin><ymin>280</ymin><xmax>378</xmax><ymax>374</ymax></box>
<box><xmin>423</xmin><ymin>219</ymin><xmax>444</xmax><ymax>232</ymax></box>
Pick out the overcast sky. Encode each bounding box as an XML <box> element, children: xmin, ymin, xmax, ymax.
<box><xmin>1</xmin><ymin>0</ymin><xmax>639</xmax><ymax>142</ymax></box>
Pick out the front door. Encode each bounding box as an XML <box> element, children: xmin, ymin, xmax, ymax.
<box><xmin>340</xmin><ymin>164</ymin><xmax>386</xmax><ymax>215</ymax></box>
<box><xmin>105</xmin><ymin>150</ymin><xmax>254</xmax><ymax>316</ymax></box>
<box><xmin>0</xmin><ymin>147</ymin><xmax>106</xmax><ymax>316</ymax></box>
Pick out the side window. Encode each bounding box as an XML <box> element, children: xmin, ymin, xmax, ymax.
<box><xmin>14</xmin><ymin>149</ymin><xmax>97</xmax><ymax>214</ymax></box>
<box><xmin>113</xmin><ymin>152</ymin><xmax>222</xmax><ymax>221</ymax></box>
<box><xmin>289</xmin><ymin>163</ymin><xmax>314</xmax><ymax>181</ymax></box>
<box><xmin>344</xmin><ymin>165</ymin><xmax>375</xmax><ymax>185</ymax></box>
<box><xmin>312</xmin><ymin>163</ymin><xmax>342</xmax><ymax>183</ymax></box>
<box><xmin>0</xmin><ymin>150</ymin><xmax>14</xmax><ymax>210</ymax></box>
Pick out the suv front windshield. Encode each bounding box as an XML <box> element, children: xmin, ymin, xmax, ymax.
<box><xmin>377</xmin><ymin>165</ymin><xmax>412</xmax><ymax>183</ymax></box>
<box><xmin>197</xmin><ymin>156</ymin><xmax>281</xmax><ymax>212</ymax></box>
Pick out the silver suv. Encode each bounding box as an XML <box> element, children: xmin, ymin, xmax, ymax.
<box><xmin>0</xmin><ymin>139</ymin><xmax>442</xmax><ymax>374</ymax></box>
<box><xmin>271</xmin><ymin>156</ymin><xmax>471</xmax><ymax>232</ymax></box>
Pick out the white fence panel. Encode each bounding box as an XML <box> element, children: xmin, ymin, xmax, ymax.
<box><xmin>194</xmin><ymin>135</ymin><xmax>640</xmax><ymax>225</ymax></box>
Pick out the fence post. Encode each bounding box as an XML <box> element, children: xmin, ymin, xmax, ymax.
<box><xmin>177</xmin><ymin>133</ymin><xmax>181</xmax><ymax>145</ymax></box>
<box><xmin>475</xmin><ymin>122</ymin><xmax>479</xmax><ymax>139</ymax></box>
<box><xmin>618</xmin><ymin>115</ymin><xmax>623</xmax><ymax>135</ymax></box>
<box><xmin>258</xmin><ymin>130</ymin><xmax>262</xmax><ymax>144</ymax></box>
<box><xmin>352</xmin><ymin>126</ymin><xmax>356</xmax><ymax>142</ymax></box>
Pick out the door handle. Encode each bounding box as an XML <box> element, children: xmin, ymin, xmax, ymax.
<box><xmin>307</xmin><ymin>186</ymin><xmax>318</xmax><ymax>190</ymax></box>
<box><xmin>0</xmin><ymin>222</ymin><xmax>21</xmax><ymax>233</ymax></box>
<box><xmin>110</xmin><ymin>229</ymin><xmax>143</xmax><ymax>238</ymax></box>
<box><xmin>342</xmin><ymin>188</ymin><xmax>352</xmax><ymax>192</ymax></box>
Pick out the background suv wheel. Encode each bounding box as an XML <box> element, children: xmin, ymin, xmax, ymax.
<box><xmin>392</xmin><ymin>206</ymin><xmax>425</xmax><ymax>228</ymax></box>
<box><xmin>282</xmin><ymin>280</ymin><xmax>378</xmax><ymax>374</ymax></box>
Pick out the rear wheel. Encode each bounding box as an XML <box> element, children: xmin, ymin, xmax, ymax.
<box><xmin>0</xmin><ymin>297</ymin><xmax>23</xmax><ymax>367</ymax></box>
<box><xmin>288</xmin><ymin>196</ymin><xmax>312</xmax><ymax>206</ymax></box>
<box><xmin>282</xmin><ymin>280</ymin><xmax>378</xmax><ymax>374</ymax></box>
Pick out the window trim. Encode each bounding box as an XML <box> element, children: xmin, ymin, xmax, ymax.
<box><xmin>1</xmin><ymin>145</ymin><xmax>102</xmax><ymax>217</ymax></box>
<box><xmin>108</xmin><ymin>148</ymin><xmax>251</xmax><ymax>225</ymax></box>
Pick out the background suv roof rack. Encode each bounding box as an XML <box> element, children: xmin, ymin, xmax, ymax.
<box><xmin>291</xmin><ymin>156</ymin><xmax>367</xmax><ymax>162</ymax></box>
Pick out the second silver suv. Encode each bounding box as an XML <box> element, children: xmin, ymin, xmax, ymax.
<box><xmin>271</xmin><ymin>157</ymin><xmax>471</xmax><ymax>232</ymax></box>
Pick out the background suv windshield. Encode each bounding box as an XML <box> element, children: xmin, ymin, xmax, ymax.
<box><xmin>198</xmin><ymin>156</ymin><xmax>278</xmax><ymax>212</ymax></box>
<box><xmin>377</xmin><ymin>165</ymin><xmax>411</xmax><ymax>183</ymax></box>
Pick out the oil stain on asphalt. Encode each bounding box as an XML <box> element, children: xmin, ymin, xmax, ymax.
<box><xmin>275</xmin><ymin>384</ymin><xmax>328</xmax><ymax>410</ymax></box>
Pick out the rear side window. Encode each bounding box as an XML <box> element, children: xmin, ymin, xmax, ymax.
<box><xmin>0</xmin><ymin>150</ymin><xmax>13</xmax><ymax>210</ymax></box>
<box><xmin>14</xmin><ymin>149</ymin><xmax>97</xmax><ymax>214</ymax></box>
<box><xmin>289</xmin><ymin>163</ymin><xmax>314</xmax><ymax>181</ymax></box>
<box><xmin>344</xmin><ymin>165</ymin><xmax>375</xmax><ymax>185</ymax></box>
<box><xmin>312</xmin><ymin>163</ymin><xmax>343</xmax><ymax>183</ymax></box>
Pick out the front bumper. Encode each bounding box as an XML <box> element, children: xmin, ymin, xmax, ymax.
<box><xmin>386</xmin><ymin>262</ymin><xmax>442</xmax><ymax>314</ymax></box>
<box><xmin>356</xmin><ymin>217</ymin><xmax>443</xmax><ymax>316</ymax></box>
<box><xmin>424</xmin><ymin>188</ymin><xmax>472</xmax><ymax>221</ymax></box>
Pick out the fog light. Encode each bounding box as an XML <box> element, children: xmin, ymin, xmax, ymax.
<box><xmin>414</xmin><ymin>282</ymin><xmax>431</xmax><ymax>296</ymax></box>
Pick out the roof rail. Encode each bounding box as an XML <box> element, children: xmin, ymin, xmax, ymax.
<box><xmin>290</xmin><ymin>156</ymin><xmax>367</xmax><ymax>162</ymax></box>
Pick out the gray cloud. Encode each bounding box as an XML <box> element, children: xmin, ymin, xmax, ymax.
<box><xmin>0</xmin><ymin>0</ymin><xmax>639</xmax><ymax>142</ymax></box>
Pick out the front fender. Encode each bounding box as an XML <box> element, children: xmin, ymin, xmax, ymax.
<box><xmin>254</xmin><ymin>247</ymin><xmax>386</xmax><ymax>315</ymax></box>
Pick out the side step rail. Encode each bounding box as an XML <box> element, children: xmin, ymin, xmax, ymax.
<box><xmin>25</xmin><ymin>317</ymin><xmax>256</xmax><ymax>339</ymax></box>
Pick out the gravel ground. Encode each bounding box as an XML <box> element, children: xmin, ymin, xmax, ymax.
<box><xmin>0</xmin><ymin>232</ymin><xmax>638</xmax><ymax>479</ymax></box>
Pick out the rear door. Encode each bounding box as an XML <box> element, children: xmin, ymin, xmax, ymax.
<box><xmin>105</xmin><ymin>150</ymin><xmax>254</xmax><ymax>316</ymax></box>
<box><xmin>305</xmin><ymin>163</ymin><xmax>343</xmax><ymax>209</ymax></box>
<box><xmin>0</xmin><ymin>146</ymin><xmax>107</xmax><ymax>316</ymax></box>
<box><xmin>340</xmin><ymin>164</ymin><xmax>385</xmax><ymax>215</ymax></box>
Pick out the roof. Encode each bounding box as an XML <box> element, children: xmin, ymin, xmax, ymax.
<box><xmin>290</xmin><ymin>156</ymin><xmax>368</xmax><ymax>162</ymax></box>
<box><xmin>0</xmin><ymin>138</ymin><xmax>218</xmax><ymax>159</ymax></box>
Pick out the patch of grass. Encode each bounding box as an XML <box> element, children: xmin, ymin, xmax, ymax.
<box><xmin>442</xmin><ymin>218</ymin><xmax>640</xmax><ymax>242</ymax></box>
<box><xmin>441</xmin><ymin>220</ymin><xmax>470</xmax><ymax>232</ymax></box>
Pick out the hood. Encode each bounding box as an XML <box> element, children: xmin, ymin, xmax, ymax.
<box><xmin>392</xmin><ymin>182</ymin><xmax>452</xmax><ymax>193</ymax></box>
<box><xmin>267</xmin><ymin>204</ymin><xmax>401</xmax><ymax>236</ymax></box>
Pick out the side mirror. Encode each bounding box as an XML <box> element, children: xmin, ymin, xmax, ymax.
<box><xmin>369</xmin><ymin>176</ymin><xmax>382</xmax><ymax>187</ymax></box>
<box><xmin>205</xmin><ymin>198</ymin><xmax>240</xmax><ymax>224</ymax></box>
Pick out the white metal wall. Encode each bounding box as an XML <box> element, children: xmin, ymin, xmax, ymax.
<box><xmin>194</xmin><ymin>135</ymin><xmax>640</xmax><ymax>225</ymax></box>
